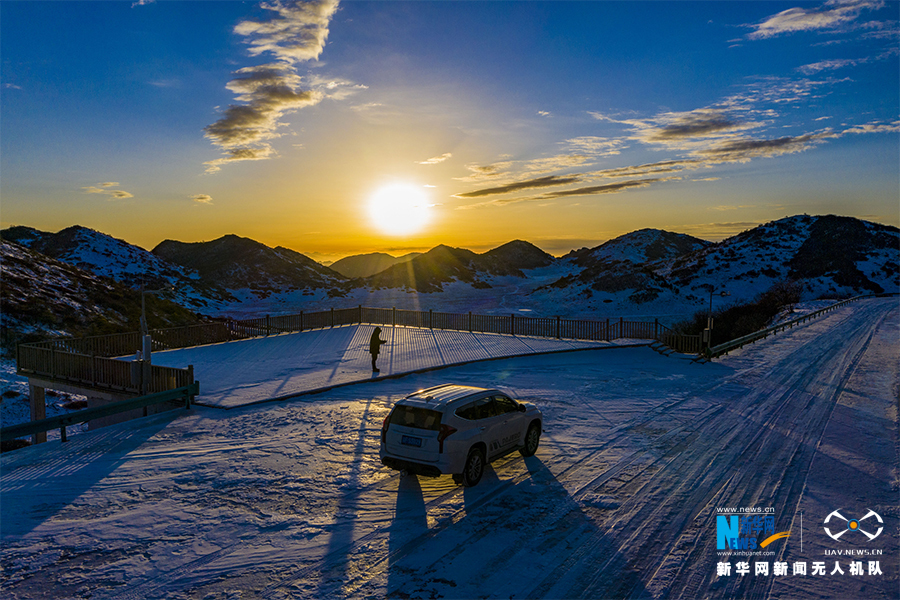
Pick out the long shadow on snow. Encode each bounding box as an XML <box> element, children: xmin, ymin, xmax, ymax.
<box><xmin>0</xmin><ymin>410</ymin><xmax>181</xmax><ymax>539</ymax></box>
<box><xmin>383</xmin><ymin>454</ymin><xmax>650</xmax><ymax>600</ymax></box>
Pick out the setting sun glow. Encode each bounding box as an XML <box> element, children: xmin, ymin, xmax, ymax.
<box><xmin>367</xmin><ymin>184</ymin><xmax>432</xmax><ymax>237</ymax></box>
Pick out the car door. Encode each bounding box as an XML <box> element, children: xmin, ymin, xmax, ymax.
<box><xmin>491</xmin><ymin>395</ymin><xmax>524</xmax><ymax>453</ymax></box>
<box><xmin>469</xmin><ymin>396</ymin><xmax>508</xmax><ymax>459</ymax></box>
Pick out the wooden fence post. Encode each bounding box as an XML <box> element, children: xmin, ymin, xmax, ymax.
<box><xmin>654</xmin><ymin>318</ymin><xmax>659</xmax><ymax>340</ymax></box>
<box><xmin>468</xmin><ymin>312</ymin><xmax>473</xmax><ymax>332</ymax></box>
<box><xmin>359</xmin><ymin>304</ymin><xmax>363</xmax><ymax>324</ymax></box>
<box><xmin>331</xmin><ymin>307</ymin><xmax>335</xmax><ymax>328</ymax></box>
<box><xmin>511</xmin><ymin>313</ymin><xmax>515</xmax><ymax>336</ymax></box>
<box><xmin>392</xmin><ymin>307</ymin><xmax>396</xmax><ymax>328</ymax></box>
<box><xmin>187</xmin><ymin>365</ymin><xmax>195</xmax><ymax>408</ymax></box>
<box><xmin>556</xmin><ymin>316</ymin><xmax>561</xmax><ymax>339</ymax></box>
<box><xmin>299</xmin><ymin>311</ymin><xmax>304</xmax><ymax>332</ymax></box>
<box><xmin>429</xmin><ymin>309</ymin><xmax>433</xmax><ymax>329</ymax></box>
<box><xmin>266</xmin><ymin>315</ymin><xmax>270</xmax><ymax>336</ymax></box>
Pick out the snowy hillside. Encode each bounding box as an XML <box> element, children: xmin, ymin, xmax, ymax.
<box><xmin>0</xmin><ymin>225</ymin><xmax>234</xmax><ymax>311</ymax></box>
<box><xmin>658</xmin><ymin>215</ymin><xmax>900</xmax><ymax>304</ymax></box>
<box><xmin>0</xmin><ymin>240</ymin><xmax>200</xmax><ymax>346</ymax></box>
<box><xmin>152</xmin><ymin>234</ymin><xmax>348</xmax><ymax>301</ymax></box>
<box><xmin>2</xmin><ymin>215</ymin><xmax>896</xmax><ymax>332</ymax></box>
<box><xmin>566</xmin><ymin>228</ymin><xmax>710</xmax><ymax>266</ymax></box>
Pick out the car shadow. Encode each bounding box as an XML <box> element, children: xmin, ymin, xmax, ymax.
<box><xmin>382</xmin><ymin>453</ymin><xmax>652</xmax><ymax>599</ymax></box>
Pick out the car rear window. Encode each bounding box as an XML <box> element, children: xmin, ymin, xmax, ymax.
<box><xmin>389</xmin><ymin>405</ymin><xmax>442</xmax><ymax>431</ymax></box>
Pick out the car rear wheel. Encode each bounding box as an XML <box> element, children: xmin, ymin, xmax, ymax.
<box><xmin>520</xmin><ymin>423</ymin><xmax>540</xmax><ymax>457</ymax></box>
<box><xmin>461</xmin><ymin>447</ymin><xmax>484</xmax><ymax>487</ymax></box>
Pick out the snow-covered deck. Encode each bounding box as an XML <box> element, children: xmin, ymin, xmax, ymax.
<box><xmin>149</xmin><ymin>325</ymin><xmax>646</xmax><ymax>409</ymax></box>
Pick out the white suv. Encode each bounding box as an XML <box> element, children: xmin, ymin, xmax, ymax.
<box><xmin>379</xmin><ymin>384</ymin><xmax>543</xmax><ymax>486</ymax></box>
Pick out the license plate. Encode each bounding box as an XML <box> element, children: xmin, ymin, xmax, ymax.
<box><xmin>401</xmin><ymin>435</ymin><xmax>422</xmax><ymax>447</ymax></box>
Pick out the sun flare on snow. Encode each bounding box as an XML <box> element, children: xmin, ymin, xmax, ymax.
<box><xmin>368</xmin><ymin>183</ymin><xmax>432</xmax><ymax>237</ymax></box>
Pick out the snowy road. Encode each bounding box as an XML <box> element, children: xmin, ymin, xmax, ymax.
<box><xmin>1</xmin><ymin>297</ymin><xmax>896</xmax><ymax>599</ymax></box>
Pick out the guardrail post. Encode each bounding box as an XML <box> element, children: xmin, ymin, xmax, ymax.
<box><xmin>187</xmin><ymin>365</ymin><xmax>195</xmax><ymax>408</ymax></box>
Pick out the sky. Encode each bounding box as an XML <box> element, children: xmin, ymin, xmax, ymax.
<box><xmin>1</xmin><ymin>0</ymin><xmax>898</xmax><ymax>262</ymax></box>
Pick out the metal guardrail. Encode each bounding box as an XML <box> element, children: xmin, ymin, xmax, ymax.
<box><xmin>706</xmin><ymin>295</ymin><xmax>876</xmax><ymax>358</ymax></box>
<box><xmin>0</xmin><ymin>382</ymin><xmax>200</xmax><ymax>445</ymax></box>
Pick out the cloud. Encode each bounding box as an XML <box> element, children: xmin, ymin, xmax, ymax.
<box><xmin>454</xmin><ymin>175</ymin><xmax>582</xmax><ymax>199</ymax></box>
<box><xmin>132</xmin><ymin>0</ymin><xmax>155</xmax><ymax>7</ymax></box>
<box><xmin>204</xmin><ymin>146</ymin><xmax>276</xmax><ymax>174</ymax></box>
<box><xmin>746</xmin><ymin>0</ymin><xmax>884</xmax><ymax>39</ymax></box>
<box><xmin>204</xmin><ymin>0</ymin><xmax>341</xmax><ymax>173</ymax></box>
<box><xmin>3</xmin><ymin>83</ymin><xmax>22</xmax><ymax>90</ymax></box>
<box><xmin>455</xmin><ymin>154</ymin><xmax>592</xmax><ymax>184</ymax></box>
<box><xmin>797</xmin><ymin>57</ymin><xmax>863</xmax><ymax>73</ymax></box>
<box><xmin>842</xmin><ymin>120</ymin><xmax>900</xmax><ymax>134</ymax></box>
<box><xmin>83</xmin><ymin>183</ymin><xmax>134</xmax><ymax>199</ymax></box>
<box><xmin>191</xmin><ymin>194</ymin><xmax>214</xmax><ymax>205</ymax></box>
<box><xmin>693</xmin><ymin>131</ymin><xmax>837</xmax><ymax>163</ymax></box>
<box><xmin>457</xmin><ymin>177</ymin><xmax>675</xmax><ymax>209</ymax></box>
<box><xmin>234</xmin><ymin>0</ymin><xmax>339</xmax><ymax>63</ymax></box>
<box><xmin>538</xmin><ymin>111</ymin><xmax>551</xmax><ymax>117</ymax></box>
<box><xmin>417</xmin><ymin>153</ymin><xmax>452</xmax><ymax>165</ymax></box>
<box><xmin>563</xmin><ymin>136</ymin><xmax>626</xmax><ymax>156</ymax></box>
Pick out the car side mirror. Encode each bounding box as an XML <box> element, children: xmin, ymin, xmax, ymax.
<box><xmin>518</xmin><ymin>404</ymin><xmax>526</xmax><ymax>412</ymax></box>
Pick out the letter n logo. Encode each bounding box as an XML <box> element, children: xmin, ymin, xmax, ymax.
<box><xmin>717</xmin><ymin>516</ymin><xmax>738</xmax><ymax>550</ymax></box>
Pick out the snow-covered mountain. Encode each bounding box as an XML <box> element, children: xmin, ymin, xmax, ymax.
<box><xmin>1</xmin><ymin>215</ymin><xmax>895</xmax><ymax>337</ymax></box>
<box><xmin>0</xmin><ymin>239</ymin><xmax>200</xmax><ymax>346</ymax></box>
<box><xmin>1</xmin><ymin>225</ymin><xmax>235</xmax><ymax>310</ymax></box>
<box><xmin>152</xmin><ymin>234</ymin><xmax>349</xmax><ymax>300</ymax></box>
<box><xmin>330</xmin><ymin>251</ymin><xmax>421</xmax><ymax>279</ymax></box>
<box><xmin>536</xmin><ymin>215</ymin><xmax>898</xmax><ymax>315</ymax></box>
<box><xmin>364</xmin><ymin>241</ymin><xmax>555</xmax><ymax>292</ymax></box>
<box><xmin>566</xmin><ymin>229</ymin><xmax>710</xmax><ymax>266</ymax></box>
<box><xmin>658</xmin><ymin>214</ymin><xmax>899</xmax><ymax>302</ymax></box>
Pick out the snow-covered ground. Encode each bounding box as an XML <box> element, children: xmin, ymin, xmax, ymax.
<box><xmin>149</xmin><ymin>324</ymin><xmax>639</xmax><ymax>409</ymax></box>
<box><xmin>0</xmin><ymin>297</ymin><xmax>897</xmax><ymax>599</ymax></box>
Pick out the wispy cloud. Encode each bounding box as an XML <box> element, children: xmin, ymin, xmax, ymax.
<box><xmin>191</xmin><ymin>194</ymin><xmax>214</xmax><ymax>205</ymax></box>
<box><xmin>204</xmin><ymin>0</ymin><xmax>341</xmax><ymax>173</ymax></box>
<box><xmin>82</xmin><ymin>182</ymin><xmax>134</xmax><ymax>200</ymax></box>
<box><xmin>694</xmin><ymin>131</ymin><xmax>838</xmax><ymax>163</ymax></box>
<box><xmin>746</xmin><ymin>0</ymin><xmax>885</xmax><ymax>39</ymax></box>
<box><xmin>417</xmin><ymin>153</ymin><xmax>452</xmax><ymax>165</ymax></box>
<box><xmin>454</xmin><ymin>175</ymin><xmax>582</xmax><ymax>199</ymax></box>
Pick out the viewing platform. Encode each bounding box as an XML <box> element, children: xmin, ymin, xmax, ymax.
<box><xmin>149</xmin><ymin>324</ymin><xmax>645</xmax><ymax>409</ymax></box>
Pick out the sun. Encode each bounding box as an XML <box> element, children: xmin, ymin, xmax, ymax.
<box><xmin>367</xmin><ymin>183</ymin><xmax>432</xmax><ymax>237</ymax></box>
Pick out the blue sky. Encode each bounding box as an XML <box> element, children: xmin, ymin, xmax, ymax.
<box><xmin>1</xmin><ymin>1</ymin><xmax>898</xmax><ymax>261</ymax></box>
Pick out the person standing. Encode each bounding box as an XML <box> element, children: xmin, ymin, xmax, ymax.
<box><xmin>369</xmin><ymin>326</ymin><xmax>387</xmax><ymax>372</ymax></box>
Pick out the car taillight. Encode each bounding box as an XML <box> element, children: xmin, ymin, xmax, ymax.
<box><xmin>381</xmin><ymin>415</ymin><xmax>389</xmax><ymax>444</ymax></box>
<box><xmin>437</xmin><ymin>424</ymin><xmax>457</xmax><ymax>453</ymax></box>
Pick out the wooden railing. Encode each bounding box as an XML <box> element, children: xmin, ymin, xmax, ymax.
<box><xmin>0</xmin><ymin>383</ymin><xmax>199</xmax><ymax>445</ymax></box>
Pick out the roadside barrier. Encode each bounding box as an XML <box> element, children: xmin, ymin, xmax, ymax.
<box><xmin>0</xmin><ymin>382</ymin><xmax>199</xmax><ymax>445</ymax></box>
<box><xmin>705</xmin><ymin>294</ymin><xmax>882</xmax><ymax>358</ymax></box>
